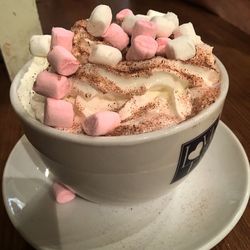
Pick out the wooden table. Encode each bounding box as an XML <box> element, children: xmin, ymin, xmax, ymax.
<box><xmin>0</xmin><ymin>0</ymin><xmax>249</xmax><ymax>249</ymax></box>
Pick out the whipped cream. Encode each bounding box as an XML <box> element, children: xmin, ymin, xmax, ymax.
<box><xmin>18</xmin><ymin>9</ymin><xmax>221</xmax><ymax>136</ymax></box>
<box><xmin>17</xmin><ymin>57</ymin><xmax>48</xmax><ymax>122</ymax></box>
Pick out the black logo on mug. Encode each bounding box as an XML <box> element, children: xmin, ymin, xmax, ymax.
<box><xmin>171</xmin><ymin>117</ymin><xmax>219</xmax><ymax>183</ymax></box>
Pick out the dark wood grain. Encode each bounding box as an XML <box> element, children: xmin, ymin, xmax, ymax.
<box><xmin>0</xmin><ymin>0</ymin><xmax>249</xmax><ymax>249</ymax></box>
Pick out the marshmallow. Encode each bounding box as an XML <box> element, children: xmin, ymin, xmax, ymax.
<box><xmin>126</xmin><ymin>35</ymin><xmax>158</xmax><ymax>61</ymax></box>
<box><xmin>194</xmin><ymin>35</ymin><xmax>202</xmax><ymax>44</ymax></box>
<box><xmin>121</xmin><ymin>14</ymin><xmax>151</xmax><ymax>35</ymax></box>
<box><xmin>33</xmin><ymin>71</ymin><xmax>71</xmax><ymax>99</ymax></box>
<box><xmin>44</xmin><ymin>98</ymin><xmax>74</xmax><ymax>128</ymax></box>
<box><xmin>116</xmin><ymin>9</ymin><xmax>134</xmax><ymax>23</ymax></box>
<box><xmin>103</xmin><ymin>23</ymin><xmax>129</xmax><ymax>50</ymax></box>
<box><xmin>53</xmin><ymin>182</ymin><xmax>75</xmax><ymax>204</ymax></box>
<box><xmin>174</xmin><ymin>22</ymin><xmax>196</xmax><ymax>37</ymax></box>
<box><xmin>166</xmin><ymin>36</ymin><xmax>196</xmax><ymax>60</ymax></box>
<box><xmin>174</xmin><ymin>22</ymin><xmax>201</xmax><ymax>45</ymax></box>
<box><xmin>131</xmin><ymin>20</ymin><xmax>156</xmax><ymax>40</ymax></box>
<box><xmin>47</xmin><ymin>46</ymin><xmax>79</xmax><ymax>76</ymax></box>
<box><xmin>121</xmin><ymin>15</ymin><xmax>137</xmax><ymax>35</ymax></box>
<box><xmin>83</xmin><ymin>111</ymin><xmax>121</xmax><ymax>136</ymax></box>
<box><xmin>156</xmin><ymin>37</ymin><xmax>170</xmax><ymax>56</ymax></box>
<box><xmin>29</xmin><ymin>35</ymin><xmax>51</xmax><ymax>57</ymax></box>
<box><xmin>135</xmin><ymin>14</ymin><xmax>151</xmax><ymax>21</ymax></box>
<box><xmin>86</xmin><ymin>5</ymin><xmax>112</xmax><ymax>37</ymax></box>
<box><xmin>88</xmin><ymin>44</ymin><xmax>122</xmax><ymax>66</ymax></box>
<box><xmin>147</xmin><ymin>9</ymin><xmax>165</xmax><ymax>18</ymax></box>
<box><xmin>164</xmin><ymin>12</ymin><xmax>179</xmax><ymax>29</ymax></box>
<box><xmin>151</xmin><ymin>16</ymin><xmax>175</xmax><ymax>37</ymax></box>
<box><xmin>51</xmin><ymin>27</ymin><xmax>74</xmax><ymax>51</ymax></box>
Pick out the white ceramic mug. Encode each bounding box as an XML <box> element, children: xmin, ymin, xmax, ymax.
<box><xmin>10</xmin><ymin>59</ymin><xmax>229</xmax><ymax>204</ymax></box>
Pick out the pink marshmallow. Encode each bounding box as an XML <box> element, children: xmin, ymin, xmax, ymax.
<box><xmin>126</xmin><ymin>35</ymin><xmax>158</xmax><ymax>61</ymax></box>
<box><xmin>33</xmin><ymin>70</ymin><xmax>71</xmax><ymax>99</ymax></box>
<box><xmin>116</xmin><ymin>9</ymin><xmax>134</xmax><ymax>23</ymax></box>
<box><xmin>51</xmin><ymin>27</ymin><xmax>74</xmax><ymax>51</ymax></box>
<box><xmin>44</xmin><ymin>98</ymin><xmax>74</xmax><ymax>128</ymax></box>
<box><xmin>83</xmin><ymin>111</ymin><xmax>121</xmax><ymax>136</ymax></box>
<box><xmin>131</xmin><ymin>20</ymin><xmax>156</xmax><ymax>40</ymax></box>
<box><xmin>47</xmin><ymin>46</ymin><xmax>79</xmax><ymax>76</ymax></box>
<box><xmin>53</xmin><ymin>182</ymin><xmax>75</xmax><ymax>204</ymax></box>
<box><xmin>103</xmin><ymin>23</ymin><xmax>129</xmax><ymax>51</ymax></box>
<box><xmin>156</xmin><ymin>37</ymin><xmax>170</xmax><ymax>56</ymax></box>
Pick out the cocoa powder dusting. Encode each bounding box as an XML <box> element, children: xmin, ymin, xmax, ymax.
<box><xmin>62</xmin><ymin>19</ymin><xmax>222</xmax><ymax>136</ymax></box>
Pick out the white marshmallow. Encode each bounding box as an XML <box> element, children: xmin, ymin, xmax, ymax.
<box><xmin>172</xmin><ymin>89</ymin><xmax>192</xmax><ymax>120</ymax></box>
<box><xmin>151</xmin><ymin>16</ymin><xmax>175</xmax><ymax>37</ymax></box>
<box><xmin>174</xmin><ymin>22</ymin><xmax>201</xmax><ymax>45</ymax></box>
<box><xmin>174</xmin><ymin>22</ymin><xmax>196</xmax><ymax>37</ymax></box>
<box><xmin>29</xmin><ymin>35</ymin><xmax>51</xmax><ymax>57</ymax></box>
<box><xmin>122</xmin><ymin>14</ymin><xmax>151</xmax><ymax>35</ymax></box>
<box><xmin>166</xmin><ymin>36</ymin><xmax>196</xmax><ymax>61</ymax></box>
<box><xmin>86</xmin><ymin>5</ymin><xmax>112</xmax><ymax>37</ymax></box>
<box><xmin>194</xmin><ymin>35</ymin><xmax>202</xmax><ymax>44</ymax></box>
<box><xmin>135</xmin><ymin>14</ymin><xmax>151</xmax><ymax>21</ymax></box>
<box><xmin>164</xmin><ymin>12</ymin><xmax>179</xmax><ymax>29</ymax></box>
<box><xmin>88</xmin><ymin>44</ymin><xmax>122</xmax><ymax>66</ymax></box>
<box><xmin>122</xmin><ymin>15</ymin><xmax>137</xmax><ymax>35</ymax></box>
<box><xmin>147</xmin><ymin>9</ymin><xmax>165</xmax><ymax>18</ymax></box>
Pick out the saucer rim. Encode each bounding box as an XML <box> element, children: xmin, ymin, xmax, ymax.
<box><xmin>2</xmin><ymin>121</ymin><xmax>250</xmax><ymax>250</ymax></box>
<box><xmin>193</xmin><ymin>122</ymin><xmax>250</xmax><ymax>250</ymax></box>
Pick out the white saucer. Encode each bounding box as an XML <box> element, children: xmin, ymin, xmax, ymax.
<box><xmin>2</xmin><ymin>122</ymin><xmax>250</xmax><ymax>250</ymax></box>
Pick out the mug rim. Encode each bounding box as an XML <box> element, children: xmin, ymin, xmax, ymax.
<box><xmin>10</xmin><ymin>57</ymin><xmax>229</xmax><ymax>146</ymax></box>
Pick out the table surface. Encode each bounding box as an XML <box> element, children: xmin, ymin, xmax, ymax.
<box><xmin>0</xmin><ymin>0</ymin><xmax>249</xmax><ymax>249</ymax></box>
